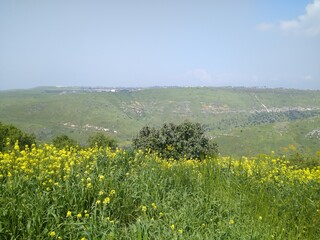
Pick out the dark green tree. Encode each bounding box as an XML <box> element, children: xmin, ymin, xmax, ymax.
<box><xmin>52</xmin><ymin>135</ymin><xmax>78</xmax><ymax>149</ymax></box>
<box><xmin>0</xmin><ymin>122</ymin><xmax>36</xmax><ymax>151</ymax></box>
<box><xmin>88</xmin><ymin>132</ymin><xmax>117</xmax><ymax>149</ymax></box>
<box><xmin>133</xmin><ymin>121</ymin><xmax>218</xmax><ymax>160</ymax></box>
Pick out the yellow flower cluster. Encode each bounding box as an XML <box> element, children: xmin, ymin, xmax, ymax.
<box><xmin>151</xmin><ymin>152</ymin><xmax>320</xmax><ymax>186</ymax></box>
<box><xmin>0</xmin><ymin>142</ymin><xmax>100</xmax><ymax>185</ymax></box>
<box><xmin>215</xmin><ymin>155</ymin><xmax>320</xmax><ymax>185</ymax></box>
<box><xmin>3</xmin><ymin>141</ymin><xmax>319</xmax><ymax>239</ymax></box>
<box><xmin>95</xmin><ymin>189</ymin><xmax>116</xmax><ymax>207</ymax></box>
<box><xmin>1</xmin><ymin>141</ymin><xmax>319</xmax><ymax>195</ymax></box>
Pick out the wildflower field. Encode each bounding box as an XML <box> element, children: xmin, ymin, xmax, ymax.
<box><xmin>1</xmin><ymin>142</ymin><xmax>320</xmax><ymax>239</ymax></box>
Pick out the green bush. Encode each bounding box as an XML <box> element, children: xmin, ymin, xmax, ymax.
<box><xmin>87</xmin><ymin>132</ymin><xmax>117</xmax><ymax>149</ymax></box>
<box><xmin>52</xmin><ymin>134</ymin><xmax>78</xmax><ymax>149</ymax></box>
<box><xmin>133</xmin><ymin>121</ymin><xmax>218</xmax><ymax>160</ymax></box>
<box><xmin>287</xmin><ymin>152</ymin><xmax>320</xmax><ymax>169</ymax></box>
<box><xmin>0</xmin><ymin>122</ymin><xmax>36</xmax><ymax>151</ymax></box>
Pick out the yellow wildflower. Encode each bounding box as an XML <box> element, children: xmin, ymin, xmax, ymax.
<box><xmin>151</xmin><ymin>203</ymin><xmax>157</xmax><ymax>210</ymax></box>
<box><xmin>98</xmin><ymin>190</ymin><xmax>104</xmax><ymax>196</ymax></box>
<box><xmin>14</xmin><ymin>142</ymin><xmax>20</xmax><ymax>151</ymax></box>
<box><xmin>99</xmin><ymin>175</ymin><xmax>104</xmax><ymax>181</ymax></box>
<box><xmin>49</xmin><ymin>231</ymin><xmax>56</xmax><ymax>237</ymax></box>
<box><xmin>170</xmin><ymin>224</ymin><xmax>175</xmax><ymax>230</ymax></box>
<box><xmin>141</xmin><ymin>205</ymin><xmax>147</xmax><ymax>212</ymax></box>
<box><xmin>103</xmin><ymin>197</ymin><xmax>110</xmax><ymax>205</ymax></box>
<box><xmin>66</xmin><ymin>211</ymin><xmax>72</xmax><ymax>217</ymax></box>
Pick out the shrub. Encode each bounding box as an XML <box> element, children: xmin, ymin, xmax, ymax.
<box><xmin>0</xmin><ymin>122</ymin><xmax>36</xmax><ymax>151</ymax></box>
<box><xmin>87</xmin><ymin>132</ymin><xmax>117</xmax><ymax>149</ymax></box>
<box><xmin>52</xmin><ymin>134</ymin><xmax>78</xmax><ymax>149</ymax></box>
<box><xmin>133</xmin><ymin>121</ymin><xmax>218</xmax><ymax>160</ymax></box>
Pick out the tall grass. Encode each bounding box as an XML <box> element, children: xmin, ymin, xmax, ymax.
<box><xmin>0</xmin><ymin>143</ymin><xmax>319</xmax><ymax>239</ymax></box>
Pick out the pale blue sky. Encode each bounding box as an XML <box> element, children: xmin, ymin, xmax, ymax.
<box><xmin>1</xmin><ymin>0</ymin><xmax>319</xmax><ymax>90</ymax></box>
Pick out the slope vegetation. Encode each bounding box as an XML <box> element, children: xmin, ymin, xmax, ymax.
<box><xmin>1</xmin><ymin>86</ymin><xmax>320</xmax><ymax>156</ymax></box>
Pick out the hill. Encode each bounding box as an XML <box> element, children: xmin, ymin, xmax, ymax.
<box><xmin>1</xmin><ymin>86</ymin><xmax>320</xmax><ymax>156</ymax></box>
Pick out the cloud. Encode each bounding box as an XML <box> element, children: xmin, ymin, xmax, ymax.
<box><xmin>302</xmin><ymin>74</ymin><xmax>318</xmax><ymax>83</ymax></box>
<box><xmin>302</xmin><ymin>75</ymin><xmax>314</xmax><ymax>81</ymax></box>
<box><xmin>181</xmin><ymin>68</ymin><xmax>225</xmax><ymax>86</ymax></box>
<box><xmin>280</xmin><ymin>0</ymin><xmax>320</xmax><ymax>36</ymax></box>
<box><xmin>256</xmin><ymin>23</ymin><xmax>274</xmax><ymax>32</ymax></box>
<box><xmin>190</xmin><ymin>68</ymin><xmax>213</xmax><ymax>82</ymax></box>
<box><xmin>185</xmin><ymin>69</ymin><xmax>244</xmax><ymax>87</ymax></box>
<box><xmin>257</xmin><ymin>0</ymin><xmax>320</xmax><ymax>36</ymax></box>
<box><xmin>298</xmin><ymin>75</ymin><xmax>320</xmax><ymax>89</ymax></box>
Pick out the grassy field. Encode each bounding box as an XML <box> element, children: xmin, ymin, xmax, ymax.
<box><xmin>1</xmin><ymin>87</ymin><xmax>319</xmax><ymax>239</ymax></box>
<box><xmin>1</xmin><ymin>143</ymin><xmax>320</xmax><ymax>239</ymax></box>
<box><xmin>1</xmin><ymin>86</ymin><xmax>320</xmax><ymax>156</ymax></box>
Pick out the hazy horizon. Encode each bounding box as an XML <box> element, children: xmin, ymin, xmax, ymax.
<box><xmin>1</xmin><ymin>0</ymin><xmax>320</xmax><ymax>90</ymax></box>
<box><xmin>3</xmin><ymin>85</ymin><xmax>320</xmax><ymax>92</ymax></box>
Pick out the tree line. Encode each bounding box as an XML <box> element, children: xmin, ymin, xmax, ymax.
<box><xmin>0</xmin><ymin>121</ymin><xmax>218</xmax><ymax>160</ymax></box>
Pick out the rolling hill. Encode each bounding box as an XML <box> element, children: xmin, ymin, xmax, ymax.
<box><xmin>1</xmin><ymin>86</ymin><xmax>320</xmax><ymax>156</ymax></box>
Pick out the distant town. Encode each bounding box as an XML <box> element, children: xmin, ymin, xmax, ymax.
<box><xmin>42</xmin><ymin>86</ymin><xmax>143</xmax><ymax>94</ymax></box>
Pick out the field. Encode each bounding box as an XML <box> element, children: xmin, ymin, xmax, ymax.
<box><xmin>1</xmin><ymin>142</ymin><xmax>320</xmax><ymax>239</ymax></box>
<box><xmin>1</xmin><ymin>86</ymin><xmax>320</xmax><ymax>156</ymax></box>
<box><xmin>1</xmin><ymin>86</ymin><xmax>320</xmax><ymax>238</ymax></box>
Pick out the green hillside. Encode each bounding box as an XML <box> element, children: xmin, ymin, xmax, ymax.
<box><xmin>1</xmin><ymin>86</ymin><xmax>320</xmax><ymax>156</ymax></box>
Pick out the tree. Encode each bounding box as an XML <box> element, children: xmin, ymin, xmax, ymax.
<box><xmin>87</xmin><ymin>132</ymin><xmax>117</xmax><ymax>149</ymax></box>
<box><xmin>52</xmin><ymin>135</ymin><xmax>78</xmax><ymax>149</ymax></box>
<box><xmin>0</xmin><ymin>122</ymin><xmax>36</xmax><ymax>151</ymax></box>
<box><xmin>133</xmin><ymin>121</ymin><xmax>218</xmax><ymax>160</ymax></box>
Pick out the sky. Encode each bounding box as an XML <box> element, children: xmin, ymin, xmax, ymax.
<box><xmin>0</xmin><ymin>0</ymin><xmax>320</xmax><ymax>90</ymax></box>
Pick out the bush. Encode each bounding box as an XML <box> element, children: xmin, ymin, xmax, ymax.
<box><xmin>0</xmin><ymin>122</ymin><xmax>36</xmax><ymax>151</ymax></box>
<box><xmin>133</xmin><ymin>121</ymin><xmax>218</xmax><ymax>160</ymax></box>
<box><xmin>87</xmin><ymin>132</ymin><xmax>117</xmax><ymax>149</ymax></box>
<box><xmin>52</xmin><ymin>135</ymin><xmax>78</xmax><ymax>149</ymax></box>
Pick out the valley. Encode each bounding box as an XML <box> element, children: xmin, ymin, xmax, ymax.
<box><xmin>1</xmin><ymin>86</ymin><xmax>320</xmax><ymax>156</ymax></box>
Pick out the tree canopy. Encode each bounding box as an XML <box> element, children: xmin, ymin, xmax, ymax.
<box><xmin>133</xmin><ymin>121</ymin><xmax>218</xmax><ymax>160</ymax></box>
<box><xmin>0</xmin><ymin>122</ymin><xmax>36</xmax><ymax>151</ymax></box>
<box><xmin>52</xmin><ymin>135</ymin><xmax>78</xmax><ymax>149</ymax></box>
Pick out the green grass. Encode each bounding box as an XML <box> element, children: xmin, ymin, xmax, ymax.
<box><xmin>1</xmin><ymin>145</ymin><xmax>320</xmax><ymax>239</ymax></box>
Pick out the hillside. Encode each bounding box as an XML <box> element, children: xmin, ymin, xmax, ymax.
<box><xmin>1</xmin><ymin>86</ymin><xmax>320</xmax><ymax>156</ymax></box>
